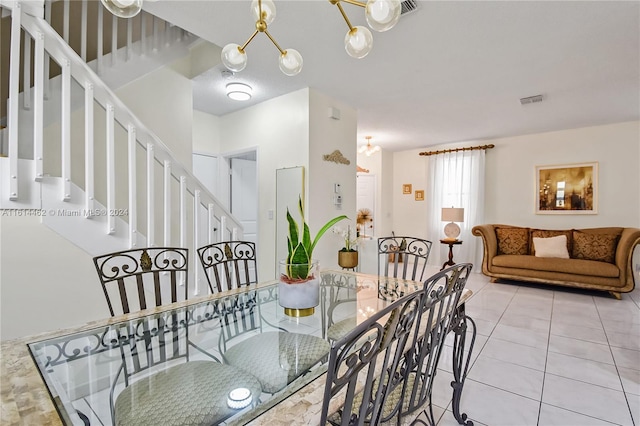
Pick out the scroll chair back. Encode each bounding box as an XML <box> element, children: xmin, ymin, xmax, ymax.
<box><xmin>110</xmin><ymin>309</ymin><xmax>262</xmax><ymax>426</ymax></box>
<box><xmin>378</xmin><ymin>236</ymin><xmax>433</xmax><ymax>282</ymax></box>
<box><xmin>197</xmin><ymin>241</ymin><xmax>257</xmax><ymax>293</ymax></box>
<box><xmin>93</xmin><ymin>247</ymin><xmax>189</xmax><ymax>316</ymax></box>
<box><xmin>400</xmin><ymin>263</ymin><xmax>474</xmax><ymax>423</ymax></box>
<box><xmin>319</xmin><ymin>287</ymin><xmax>425</xmax><ymax>426</ymax></box>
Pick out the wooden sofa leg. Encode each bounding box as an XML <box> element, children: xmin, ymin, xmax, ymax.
<box><xmin>490</xmin><ymin>278</ymin><xmax>499</xmax><ymax>283</ymax></box>
<box><xmin>609</xmin><ymin>291</ymin><xmax>622</xmax><ymax>300</ymax></box>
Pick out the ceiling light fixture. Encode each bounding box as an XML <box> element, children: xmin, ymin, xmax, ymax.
<box><xmin>330</xmin><ymin>0</ymin><xmax>402</xmax><ymax>58</ymax></box>
<box><xmin>221</xmin><ymin>0</ymin><xmax>303</xmax><ymax>77</ymax></box>
<box><xmin>358</xmin><ymin>136</ymin><xmax>381</xmax><ymax>156</ymax></box>
<box><xmin>226</xmin><ymin>83</ymin><xmax>253</xmax><ymax>101</ymax></box>
<box><xmin>100</xmin><ymin>0</ymin><xmax>143</xmax><ymax>18</ymax></box>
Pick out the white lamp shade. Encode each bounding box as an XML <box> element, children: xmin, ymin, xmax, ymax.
<box><xmin>279</xmin><ymin>49</ymin><xmax>303</xmax><ymax>76</ymax></box>
<box><xmin>250</xmin><ymin>0</ymin><xmax>276</xmax><ymax>25</ymax></box>
<box><xmin>344</xmin><ymin>26</ymin><xmax>373</xmax><ymax>59</ymax></box>
<box><xmin>221</xmin><ymin>44</ymin><xmax>248</xmax><ymax>72</ymax></box>
<box><xmin>100</xmin><ymin>0</ymin><xmax>142</xmax><ymax>18</ymax></box>
<box><xmin>441</xmin><ymin>207</ymin><xmax>464</xmax><ymax>223</ymax></box>
<box><xmin>365</xmin><ymin>0</ymin><xmax>401</xmax><ymax>32</ymax></box>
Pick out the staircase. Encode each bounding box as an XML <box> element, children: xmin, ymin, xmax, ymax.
<box><xmin>1</xmin><ymin>0</ymin><xmax>243</xmax><ymax>297</ymax></box>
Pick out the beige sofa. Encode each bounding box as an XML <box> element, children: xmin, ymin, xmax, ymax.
<box><xmin>472</xmin><ymin>225</ymin><xmax>640</xmax><ymax>299</ymax></box>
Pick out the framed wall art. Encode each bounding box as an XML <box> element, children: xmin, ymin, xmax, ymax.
<box><xmin>415</xmin><ymin>190</ymin><xmax>424</xmax><ymax>201</ymax></box>
<box><xmin>536</xmin><ymin>162</ymin><xmax>598</xmax><ymax>214</ymax></box>
<box><xmin>403</xmin><ymin>184</ymin><xmax>412</xmax><ymax>194</ymax></box>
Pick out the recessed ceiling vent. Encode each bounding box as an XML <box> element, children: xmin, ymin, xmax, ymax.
<box><xmin>401</xmin><ymin>0</ymin><xmax>419</xmax><ymax>15</ymax></box>
<box><xmin>520</xmin><ymin>94</ymin><xmax>545</xmax><ymax>105</ymax></box>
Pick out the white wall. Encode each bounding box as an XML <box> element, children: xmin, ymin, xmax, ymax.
<box><xmin>193</xmin><ymin>110</ymin><xmax>221</xmax><ymax>154</ymax></box>
<box><xmin>0</xmin><ymin>216</ymin><xmax>108</xmax><ymax>341</ymax></box>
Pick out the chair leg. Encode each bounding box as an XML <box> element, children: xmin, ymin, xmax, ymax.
<box><xmin>609</xmin><ymin>291</ymin><xmax>622</xmax><ymax>300</ymax></box>
<box><xmin>490</xmin><ymin>277</ymin><xmax>499</xmax><ymax>283</ymax></box>
<box><xmin>450</xmin><ymin>304</ymin><xmax>476</xmax><ymax>426</ymax></box>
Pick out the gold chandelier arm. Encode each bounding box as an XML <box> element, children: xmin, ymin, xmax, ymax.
<box><xmin>240</xmin><ymin>29</ymin><xmax>260</xmax><ymax>51</ymax></box>
<box><xmin>341</xmin><ymin>0</ymin><xmax>366</xmax><ymax>8</ymax></box>
<box><xmin>335</xmin><ymin>1</ymin><xmax>355</xmax><ymax>31</ymax></box>
<box><xmin>263</xmin><ymin>29</ymin><xmax>286</xmax><ymax>55</ymax></box>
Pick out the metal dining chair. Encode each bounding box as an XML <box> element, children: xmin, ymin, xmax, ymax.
<box><xmin>93</xmin><ymin>247</ymin><xmax>189</xmax><ymax>316</ymax></box>
<box><xmin>197</xmin><ymin>241</ymin><xmax>331</xmax><ymax>394</ymax></box>
<box><xmin>110</xmin><ymin>310</ymin><xmax>262</xmax><ymax>426</ymax></box>
<box><xmin>197</xmin><ymin>241</ymin><xmax>257</xmax><ymax>293</ymax></box>
<box><xmin>319</xmin><ymin>285</ymin><xmax>425</xmax><ymax>425</ymax></box>
<box><xmin>378</xmin><ymin>236</ymin><xmax>433</xmax><ymax>282</ymax></box>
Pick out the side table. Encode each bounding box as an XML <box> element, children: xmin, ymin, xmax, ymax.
<box><xmin>440</xmin><ymin>239</ymin><xmax>463</xmax><ymax>270</ymax></box>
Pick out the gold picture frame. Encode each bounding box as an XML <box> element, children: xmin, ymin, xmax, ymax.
<box><xmin>403</xmin><ymin>184</ymin><xmax>412</xmax><ymax>194</ymax></box>
<box><xmin>415</xmin><ymin>190</ymin><xmax>424</xmax><ymax>201</ymax></box>
<box><xmin>535</xmin><ymin>162</ymin><xmax>598</xmax><ymax>214</ymax></box>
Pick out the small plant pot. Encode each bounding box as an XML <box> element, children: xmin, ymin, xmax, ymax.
<box><xmin>338</xmin><ymin>251</ymin><xmax>358</xmax><ymax>268</ymax></box>
<box><xmin>278</xmin><ymin>260</ymin><xmax>319</xmax><ymax>317</ymax></box>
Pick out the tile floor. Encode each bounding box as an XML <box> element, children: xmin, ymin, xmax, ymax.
<box><xmin>427</xmin><ymin>269</ymin><xmax>640</xmax><ymax>426</ymax></box>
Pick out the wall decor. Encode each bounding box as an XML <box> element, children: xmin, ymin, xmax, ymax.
<box><xmin>536</xmin><ymin>162</ymin><xmax>598</xmax><ymax>214</ymax></box>
<box><xmin>415</xmin><ymin>190</ymin><xmax>424</xmax><ymax>201</ymax></box>
<box><xmin>323</xmin><ymin>150</ymin><xmax>350</xmax><ymax>165</ymax></box>
<box><xmin>403</xmin><ymin>184</ymin><xmax>412</xmax><ymax>194</ymax></box>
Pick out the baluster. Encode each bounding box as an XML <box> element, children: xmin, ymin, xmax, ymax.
<box><xmin>207</xmin><ymin>203</ymin><xmax>215</xmax><ymax>243</ymax></box>
<box><xmin>43</xmin><ymin>0</ymin><xmax>50</xmax><ymax>99</ymax></box>
<box><xmin>61</xmin><ymin>58</ymin><xmax>71</xmax><ymax>201</ymax></box>
<box><xmin>84</xmin><ymin>82</ymin><xmax>94</xmax><ymax>214</ymax></box>
<box><xmin>146</xmin><ymin>144</ymin><xmax>155</xmax><ymax>247</ymax></box>
<box><xmin>97</xmin><ymin>4</ymin><xmax>103</xmax><ymax>73</ymax></box>
<box><xmin>8</xmin><ymin>3</ymin><xmax>21</xmax><ymax>200</ymax></box>
<box><xmin>194</xmin><ymin>189</ymin><xmax>201</xmax><ymax>295</ymax></box>
<box><xmin>231</xmin><ymin>227</ymin><xmax>238</xmax><ymax>240</ymax></box>
<box><xmin>111</xmin><ymin>12</ymin><xmax>117</xmax><ymax>66</ymax></box>
<box><xmin>128</xmin><ymin>125</ymin><xmax>137</xmax><ymax>247</ymax></box>
<box><xmin>23</xmin><ymin>33</ymin><xmax>31</xmax><ymax>110</ymax></box>
<box><xmin>80</xmin><ymin>0</ymin><xmax>87</xmax><ymax>61</ymax></box>
<box><xmin>219</xmin><ymin>216</ymin><xmax>227</xmax><ymax>242</ymax></box>
<box><xmin>33</xmin><ymin>31</ymin><xmax>44</xmax><ymax>181</ymax></box>
<box><xmin>62</xmin><ymin>0</ymin><xmax>69</xmax><ymax>43</ymax></box>
<box><xmin>140</xmin><ymin>11</ymin><xmax>147</xmax><ymax>55</ymax></box>
<box><xmin>163</xmin><ymin>160</ymin><xmax>172</xmax><ymax>246</ymax></box>
<box><xmin>179</xmin><ymin>176</ymin><xmax>187</xmax><ymax>286</ymax></box>
<box><xmin>106</xmin><ymin>104</ymin><xmax>115</xmax><ymax>234</ymax></box>
<box><xmin>152</xmin><ymin>15</ymin><xmax>159</xmax><ymax>51</ymax></box>
<box><xmin>126</xmin><ymin>17</ymin><xmax>133</xmax><ymax>61</ymax></box>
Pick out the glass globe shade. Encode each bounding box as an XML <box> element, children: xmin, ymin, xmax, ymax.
<box><xmin>251</xmin><ymin>0</ymin><xmax>276</xmax><ymax>25</ymax></box>
<box><xmin>279</xmin><ymin>49</ymin><xmax>303</xmax><ymax>76</ymax></box>
<box><xmin>365</xmin><ymin>0</ymin><xmax>401</xmax><ymax>32</ymax></box>
<box><xmin>100</xmin><ymin>0</ymin><xmax>142</xmax><ymax>18</ymax></box>
<box><xmin>221</xmin><ymin>43</ymin><xmax>248</xmax><ymax>72</ymax></box>
<box><xmin>344</xmin><ymin>26</ymin><xmax>373</xmax><ymax>59</ymax></box>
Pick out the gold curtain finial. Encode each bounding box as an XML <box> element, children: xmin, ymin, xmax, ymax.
<box><xmin>419</xmin><ymin>144</ymin><xmax>495</xmax><ymax>157</ymax></box>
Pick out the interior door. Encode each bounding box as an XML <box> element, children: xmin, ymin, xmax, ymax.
<box><xmin>231</xmin><ymin>158</ymin><xmax>257</xmax><ymax>244</ymax></box>
<box><xmin>356</xmin><ymin>174</ymin><xmax>376</xmax><ymax>238</ymax></box>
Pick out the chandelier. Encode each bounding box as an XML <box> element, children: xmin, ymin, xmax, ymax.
<box><xmin>221</xmin><ymin>0</ymin><xmax>303</xmax><ymax>76</ymax></box>
<box><xmin>358</xmin><ymin>136</ymin><xmax>381</xmax><ymax>156</ymax></box>
<box><xmin>330</xmin><ymin>0</ymin><xmax>402</xmax><ymax>59</ymax></box>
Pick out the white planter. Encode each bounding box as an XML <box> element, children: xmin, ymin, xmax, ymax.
<box><xmin>278</xmin><ymin>260</ymin><xmax>319</xmax><ymax>317</ymax></box>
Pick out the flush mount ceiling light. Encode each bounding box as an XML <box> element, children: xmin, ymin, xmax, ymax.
<box><xmin>330</xmin><ymin>0</ymin><xmax>401</xmax><ymax>58</ymax></box>
<box><xmin>226</xmin><ymin>83</ymin><xmax>253</xmax><ymax>101</ymax></box>
<box><xmin>100</xmin><ymin>0</ymin><xmax>144</xmax><ymax>18</ymax></box>
<box><xmin>221</xmin><ymin>0</ymin><xmax>303</xmax><ymax>77</ymax></box>
<box><xmin>358</xmin><ymin>136</ymin><xmax>381</xmax><ymax>156</ymax></box>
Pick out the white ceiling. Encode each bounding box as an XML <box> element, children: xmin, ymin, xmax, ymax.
<box><xmin>144</xmin><ymin>1</ymin><xmax>640</xmax><ymax>152</ymax></box>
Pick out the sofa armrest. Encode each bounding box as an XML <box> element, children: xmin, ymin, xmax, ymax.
<box><xmin>616</xmin><ymin>228</ymin><xmax>640</xmax><ymax>291</ymax></box>
<box><xmin>472</xmin><ymin>225</ymin><xmax>498</xmax><ymax>275</ymax></box>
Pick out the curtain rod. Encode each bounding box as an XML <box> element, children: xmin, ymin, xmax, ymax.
<box><xmin>419</xmin><ymin>144</ymin><xmax>495</xmax><ymax>157</ymax></box>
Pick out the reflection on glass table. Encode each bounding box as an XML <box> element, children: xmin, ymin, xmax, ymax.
<box><xmin>28</xmin><ymin>271</ymin><xmax>421</xmax><ymax>426</ymax></box>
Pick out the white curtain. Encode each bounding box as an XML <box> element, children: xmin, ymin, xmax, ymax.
<box><xmin>426</xmin><ymin>149</ymin><xmax>485</xmax><ymax>269</ymax></box>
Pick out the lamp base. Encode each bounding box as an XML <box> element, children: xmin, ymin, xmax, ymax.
<box><xmin>444</xmin><ymin>222</ymin><xmax>461</xmax><ymax>240</ymax></box>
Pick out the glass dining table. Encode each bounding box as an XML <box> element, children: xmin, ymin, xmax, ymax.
<box><xmin>26</xmin><ymin>270</ymin><xmax>474</xmax><ymax>426</ymax></box>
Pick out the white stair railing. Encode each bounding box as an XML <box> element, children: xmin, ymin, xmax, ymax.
<box><xmin>3</xmin><ymin>1</ymin><xmax>242</xmax><ymax>296</ymax></box>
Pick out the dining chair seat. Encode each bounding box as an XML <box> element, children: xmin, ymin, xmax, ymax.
<box><xmin>114</xmin><ymin>360</ymin><xmax>262</xmax><ymax>426</ymax></box>
<box><xmin>326</xmin><ymin>317</ymin><xmax>355</xmax><ymax>342</ymax></box>
<box><xmin>222</xmin><ymin>331</ymin><xmax>330</xmax><ymax>394</ymax></box>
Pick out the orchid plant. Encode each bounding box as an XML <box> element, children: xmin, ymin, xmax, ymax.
<box><xmin>333</xmin><ymin>224</ymin><xmax>358</xmax><ymax>252</ymax></box>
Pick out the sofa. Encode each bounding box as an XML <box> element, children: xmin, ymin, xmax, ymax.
<box><xmin>472</xmin><ymin>224</ymin><xmax>640</xmax><ymax>298</ymax></box>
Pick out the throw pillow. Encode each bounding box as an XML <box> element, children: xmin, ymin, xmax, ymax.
<box><xmin>530</xmin><ymin>229</ymin><xmax>572</xmax><ymax>255</ymax></box>
<box><xmin>496</xmin><ymin>227</ymin><xmax>529</xmax><ymax>255</ymax></box>
<box><xmin>572</xmin><ymin>231</ymin><xmax>619</xmax><ymax>263</ymax></box>
<box><xmin>533</xmin><ymin>235</ymin><xmax>570</xmax><ymax>259</ymax></box>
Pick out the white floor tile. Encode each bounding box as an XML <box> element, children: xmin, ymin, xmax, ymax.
<box><xmin>601</xmin><ymin>318</ymin><xmax>640</xmax><ymax>336</ymax></box>
<box><xmin>628</xmin><ymin>392</ymin><xmax>640</xmax><ymax>426</ymax></box>
<box><xmin>491</xmin><ymin>323</ymin><xmax>549</xmax><ymax>349</ymax></box>
<box><xmin>538</xmin><ymin>403</ymin><xmax>619</xmax><ymax>425</ymax></box>
<box><xmin>548</xmin><ymin>334</ymin><xmax>614</xmax><ymax>365</ymax></box>
<box><xmin>504</xmin><ymin>304</ymin><xmax>552</xmax><ymax>321</ymax></box>
<box><xmin>498</xmin><ymin>311</ymin><xmax>551</xmax><ymax>333</ymax></box>
<box><xmin>551</xmin><ymin>310</ymin><xmax>604</xmax><ymax>330</ymax></box>
<box><xmin>436</xmin><ymin>409</ymin><xmax>488</xmax><ymax>426</ymax></box>
<box><xmin>611</xmin><ymin>347</ymin><xmax>640</xmax><ymax>371</ymax></box>
<box><xmin>457</xmin><ymin>379</ymin><xmax>539</xmax><ymax>426</ymax></box>
<box><xmin>467</xmin><ymin>355</ymin><xmax>544</xmax><ymax>400</ymax></box>
<box><xmin>465</xmin><ymin>306</ymin><xmax>504</xmax><ymax>323</ymax></box>
<box><xmin>430</xmin><ymin>369</ymin><xmax>454</xmax><ymax>410</ymax></box>
<box><xmin>480</xmin><ymin>337</ymin><xmax>547</xmax><ymax>371</ymax></box>
<box><xmin>618</xmin><ymin>367</ymin><xmax>640</xmax><ymax>396</ymax></box>
<box><xmin>542</xmin><ymin>373</ymin><xmax>634</xmax><ymax>426</ymax></box>
<box><xmin>469</xmin><ymin>317</ymin><xmax>496</xmax><ymax>337</ymax></box>
<box><xmin>545</xmin><ymin>351</ymin><xmax>623</xmax><ymax>391</ymax></box>
<box><xmin>606</xmin><ymin>330</ymin><xmax>640</xmax><ymax>351</ymax></box>
<box><xmin>550</xmin><ymin>321</ymin><xmax>608</xmax><ymax>345</ymax></box>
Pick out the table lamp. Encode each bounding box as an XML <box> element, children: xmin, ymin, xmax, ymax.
<box><xmin>441</xmin><ymin>207</ymin><xmax>464</xmax><ymax>241</ymax></box>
